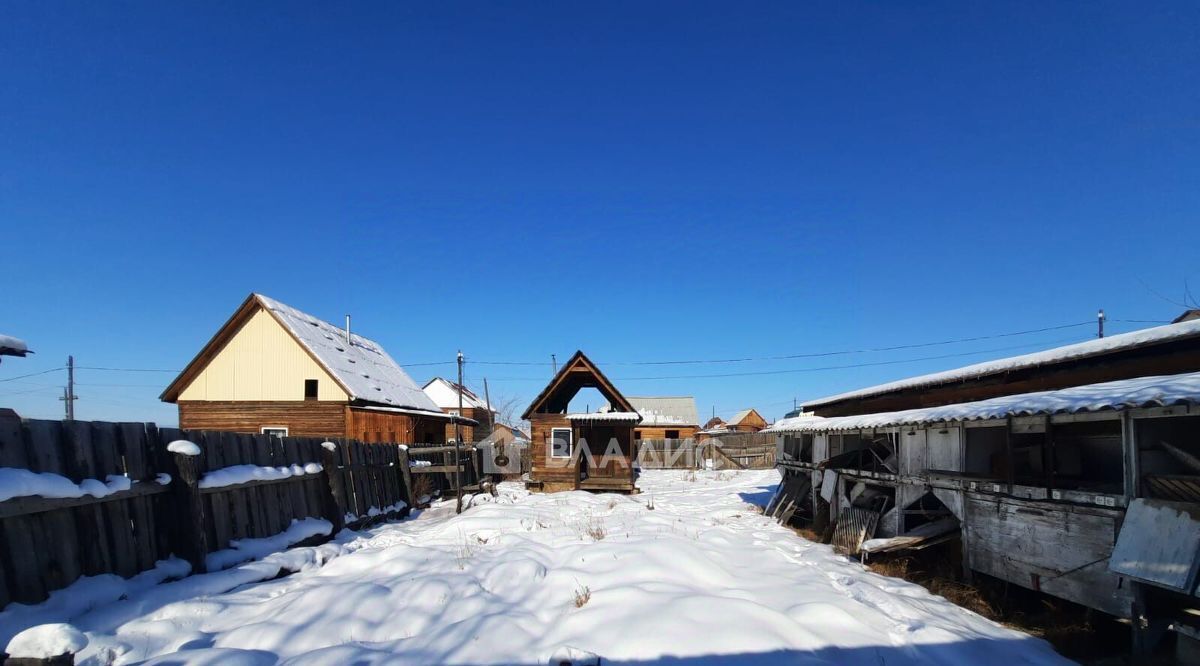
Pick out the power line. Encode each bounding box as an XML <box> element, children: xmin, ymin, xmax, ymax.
<box><xmin>75</xmin><ymin>366</ymin><xmax>179</xmax><ymax>373</ymax></box>
<box><xmin>481</xmin><ymin>337</ymin><xmax>1084</xmax><ymax>382</ymax></box>
<box><xmin>420</xmin><ymin>320</ymin><xmax>1096</xmax><ymax>368</ymax></box>
<box><xmin>0</xmin><ymin>367</ymin><xmax>65</xmax><ymax>383</ymax></box>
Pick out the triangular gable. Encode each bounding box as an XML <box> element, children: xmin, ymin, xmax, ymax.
<box><xmin>161</xmin><ymin>294</ymin><xmax>353</xmax><ymax>403</ymax></box>
<box><xmin>521</xmin><ymin>350</ymin><xmax>634</xmax><ymax>419</ymax></box>
<box><xmin>730</xmin><ymin>408</ymin><xmax>766</xmax><ymax>427</ymax></box>
<box><xmin>162</xmin><ymin>293</ymin><xmax>268</xmax><ymax>402</ymax></box>
<box><xmin>163</xmin><ymin>294</ymin><xmax>437</xmax><ymax>411</ymax></box>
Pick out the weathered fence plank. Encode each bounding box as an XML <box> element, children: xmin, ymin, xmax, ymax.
<box><xmin>0</xmin><ymin>418</ymin><xmax>477</xmax><ymax>609</ymax></box>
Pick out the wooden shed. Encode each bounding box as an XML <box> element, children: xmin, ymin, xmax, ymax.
<box><xmin>770</xmin><ymin>317</ymin><xmax>1200</xmax><ymax>655</ymax></box>
<box><xmin>521</xmin><ymin>351</ymin><xmax>641</xmax><ymax>493</ymax></box>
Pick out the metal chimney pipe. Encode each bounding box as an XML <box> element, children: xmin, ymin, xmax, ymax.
<box><xmin>345</xmin><ymin>315</ymin><xmax>352</xmax><ymax>345</ymax></box>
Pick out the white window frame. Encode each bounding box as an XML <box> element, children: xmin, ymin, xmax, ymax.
<box><xmin>550</xmin><ymin>427</ymin><xmax>573</xmax><ymax>459</ymax></box>
<box><xmin>261</xmin><ymin>426</ymin><xmax>289</xmax><ymax>438</ymax></box>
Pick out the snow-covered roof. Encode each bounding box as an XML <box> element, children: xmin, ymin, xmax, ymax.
<box><xmin>422</xmin><ymin>377</ymin><xmax>495</xmax><ymax>411</ymax></box>
<box><xmin>804</xmin><ymin>319</ymin><xmax>1200</xmax><ymax>409</ymax></box>
<box><xmin>355</xmin><ymin>405</ymin><xmax>456</xmax><ymax>421</ymax></box>
<box><xmin>0</xmin><ymin>334</ymin><xmax>30</xmax><ymax>357</ymax></box>
<box><xmin>769</xmin><ymin>371</ymin><xmax>1200</xmax><ymax>433</ymax></box>
<box><xmin>566</xmin><ymin>412</ymin><xmax>643</xmax><ymax>423</ymax></box>
<box><xmin>604</xmin><ymin>396</ymin><xmax>698</xmax><ymax>426</ymax></box>
<box><xmin>256</xmin><ymin>295</ymin><xmax>441</xmax><ymax>412</ymax></box>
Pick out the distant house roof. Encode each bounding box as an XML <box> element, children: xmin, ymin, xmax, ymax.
<box><xmin>727</xmin><ymin>408</ymin><xmax>765</xmax><ymax>426</ymax></box>
<box><xmin>161</xmin><ymin>293</ymin><xmax>440</xmax><ymax>412</ymax></box>
<box><xmin>423</xmin><ymin>377</ymin><xmax>495</xmax><ymax>411</ymax></box>
<box><xmin>0</xmin><ymin>335</ymin><xmax>30</xmax><ymax>358</ymax></box>
<box><xmin>803</xmin><ymin>318</ymin><xmax>1200</xmax><ymax>410</ymax></box>
<box><xmin>603</xmin><ymin>396</ymin><xmax>699</xmax><ymax>426</ymax></box>
<box><xmin>1174</xmin><ymin>309</ymin><xmax>1200</xmax><ymax>324</ymax></box>
<box><xmin>769</xmin><ymin>370</ymin><xmax>1200</xmax><ymax>433</ymax></box>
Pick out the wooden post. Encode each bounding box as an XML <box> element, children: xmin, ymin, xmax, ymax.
<box><xmin>397</xmin><ymin>445</ymin><xmax>417</xmax><ymax>509</ymax></box>
<box><xmin>171</xmin><ymin>450</ymin><xmax>209</xmax><ymax>575</ymax></box>
<box><xmin>319</xmin><ymin>444</ymin><xmax>346</xmax><ymax>533</ymax></box>
<box><xmin>4</xmin><ymin>652</ymin><xmax>77</xmax><ymax>665</ymax></box>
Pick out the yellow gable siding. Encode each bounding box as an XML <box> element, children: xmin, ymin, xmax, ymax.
<box><xmin>178</xmin><ymin>308</ymin><xmax>347</xmax><ymax>402</ymax></box>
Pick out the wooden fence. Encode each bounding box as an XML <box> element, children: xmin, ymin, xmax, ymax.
<box><xmin>704</xmin><ymin>432</ymin><xmax>778</xmax><ymax>470</ymax></box>
<box><xmin>0</xmin><ymin>417</ymin><xmax>485</xmax><ymax>609</ymax></box>
<box><xmin>638</xmin><ymin>439</ymin><xmax>702</xmax><ymax>469</ymax></box>
<box><xmin>637</xmin><ymin>434</ymin><xmax>779</xmax><ymax>470</ymax></box>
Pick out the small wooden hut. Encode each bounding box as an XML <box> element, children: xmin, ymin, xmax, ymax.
<box><xmin>521</xmin><ymin>351</ymin><xmax>641</xmax><ymax>493</ymax></box>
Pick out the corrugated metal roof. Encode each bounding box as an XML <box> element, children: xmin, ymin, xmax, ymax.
<box><xmin>604</xmin><ymin>396</ymin><xmax>698</xmax><ymax>426</ymax></box>
<box><xmin>769</xmin><ymin>371</ymin><xmax>1200</xmax><ymax>433</ymax></box>
<box><xmin>803</xmin><ymin>319</ymin><xmax>1200</xmax><ymax>409</ymax></box>
<box><xmin>256</xmin><ymin>294</ymin><xmax>440</xmax><ymax>412</ymax></box>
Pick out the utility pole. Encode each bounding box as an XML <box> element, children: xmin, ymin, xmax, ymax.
<box><xmin>59</xmin><ymin>355</ymin><xmax>77</xmax><ymax>421</ymax></box>
<box><xmin>1098</xmin><ymin>309</ymin><xmax>1106</xmax><ymax>338</ymax></box>
<box><xmin>551</xmin><ymin>353</ymin><xmax>557</xmax><ymax>374</ymax></box>
<box><xmin>455</xmin><ymin>350</ymin><xmax>464</xmax><ymax>514</ymax></box>
<box><xmin>483</xmin><ymin>377</ymin><xmax>494</xmax><ymax>433</ymax></box>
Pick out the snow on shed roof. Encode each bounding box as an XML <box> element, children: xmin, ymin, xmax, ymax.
<box><xmin>804</xmin><ymin>319</ymin><xmax>1200</xmax><ymax>409</ymax></box>
<box><xmin>769</xmin><ymin>371</ymin><xmax>1200</xmax><ymax>433</ymax></box>
<box><xmin>0</xmin><ymin>335</ymin><xmax>30</xmax><ymax>357</ymax></box>
<box><xmin>604</xmin><ymin>396</ymin><xmax>698</xmax><ymax>426</ymax></box>
<box><xmin>566</xmin><ymin>412</ymin><xmax>642</xmax><ymax>423</ymax></box>
<box><xmin>423</xmin><ymin>377</ymin><xmax>494</xmax><ymax>411</ymax></box>
<box><xmin>255</xmin><ymin>295</ymin><xmax>440</xmax><ymax>412</ymax></box>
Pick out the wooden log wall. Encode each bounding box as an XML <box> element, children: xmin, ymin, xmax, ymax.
<box><xmin>0</xmin><ymin>418</ymin><xmax>488</xmax><ymax>610</ymax></box>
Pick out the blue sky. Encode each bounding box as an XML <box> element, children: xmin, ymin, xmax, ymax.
<box><xmin>2</xmin><ymin>1</ymin><xmax>1199</xmax><ymax>425</ymax></box>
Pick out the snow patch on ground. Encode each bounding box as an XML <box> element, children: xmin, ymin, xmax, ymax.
<box><xmin>0</xmin><ymin>558</ymin><xmax>191</xmax><ymax>649</ymax></box>
<box><xmin>5</xmin><ymin>622</ymin><xmax>87</xmax><ymax>658</ymax></box>
<box><xmin>25</xmin><ymin>470</ymin><xmax>1072</xmax><ymax>665</ymax></box>
<box><xmin>206</xmin><ymin>518</ymin><xmax>333</xmax><ymax>571</ymax></box>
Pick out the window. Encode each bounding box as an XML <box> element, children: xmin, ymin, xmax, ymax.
<box><xmin>551</xmin><ymin>428</ymin><xmax>573</xmax><ymax>458</ymax></box>
<box><xmin>304</xmin><ymin>379</ymin><xmax>319</xmax><ymax>400</ymax></box>
<box><xmin>635</xmin><ymin>430</ymin><xmax>643</xmax><ymax>440</ymax></box>
<box><xmin>665</xmin><ymin>430</ymin><xmax>680</xmax><ymax>440</ymax></box>
<box><xmin>262</xmin><ymin>426</ymin><xmax>288</xmax><ymax>439</ymax></box>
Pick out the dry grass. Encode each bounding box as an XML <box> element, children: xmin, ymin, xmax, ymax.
<box><xmin>573</xmin><ymin>585</ymin><xmax>592</xmax><ymax>608</ymax></box>
<box><xmin>865</xmin><ymin>547</ymin><xmax>1123</xmax><ymax>661</ymax></box>
<box><xmin>585</xmin><ymin>520</ymin><xmax>607</xmax><ymax>541</ymax></box>
<box><xmin>790</xmin><ymin>526</ymin><xmax>823</xmax><ymax>543</ymax></box>
<box><xmin>411</xmin><ymin>474</ymin><xmax>435</xmax><ymax>505</ymax></box>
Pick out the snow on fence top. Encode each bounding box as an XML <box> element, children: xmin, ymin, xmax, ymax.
<box><xmin>166</xmin><ymin>440</ymin><xmax>201</xmax><ymax>456</ymax></box>
<box><xmin>256</xmin><ymin>294</ymin><xmax>441</xmax><ymax>413</ymax></box>
<box><xmin>803</xmin><ymin>318</ymin><xmax>1200</xmax><ymax>409</ymax></box>
<box><xmin>769</xmin><ymin>370</ymin><xmax>1200</xmax><ymax>433</ymax></box>
<box><xmin>565</xmin><ymin>412</ymin><xmax>642</xmax><ymax>423</ymax></box>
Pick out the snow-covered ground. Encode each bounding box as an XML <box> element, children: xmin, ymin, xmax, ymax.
<box><xmin>4</xmin><ymin>470</ymin><xmax>1068</xmax><ymax>665</ymax></box>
